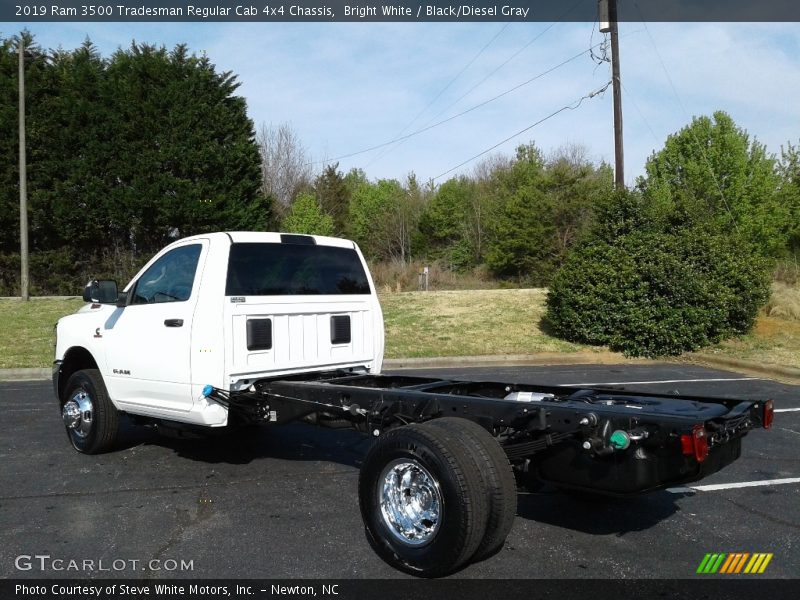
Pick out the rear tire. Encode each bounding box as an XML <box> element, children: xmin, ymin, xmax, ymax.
<box><xmin>358</xmin><ymin>422</ymin><xmax>488</xmax><ymax>577</ymax></box>
<box><xmin>426</xmin><ymin>418</ymin><xmax>517</xmax><ymax>561</ymax></box>
<box><xmin>61</xmin><ymin>369</ymin><xmax>119</xmax><ymax>454</ymax></box>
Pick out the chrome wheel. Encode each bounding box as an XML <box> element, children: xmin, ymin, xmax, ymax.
<box><xmin>359</xmin><ymin>423</ymin><xmax>490</xmax><ymax>576</ymax></box>
<box><xmin>62</xmin><ymin>390</ymin><xmax>94</xmax><ymax>439</ymax></box>
<box><xmin>378</xmin><ymin>459</ymin><xmax>442</xmax><ymax>546</ymax></box>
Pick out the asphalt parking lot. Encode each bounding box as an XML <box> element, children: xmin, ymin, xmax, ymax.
<box><xmin>1</xmin><ymin>363</ymin><xmax>798</xmax><ymax>579</ymax></box>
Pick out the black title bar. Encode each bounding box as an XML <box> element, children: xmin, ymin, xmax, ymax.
<box><xmin>5</xmin><ymin>0</ymin><xmax>800</xmax><ymax>22</ymax></box>
<box><xmin>4</xmin><ymin>579</ymin><xmax>800</xmax><ymax>600</ymax></box>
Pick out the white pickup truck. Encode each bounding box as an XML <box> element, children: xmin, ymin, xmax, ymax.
<box><xmin>54</xmin><ymin>231</ymin><xmax>773</xmax><ymax>577</ymax></box>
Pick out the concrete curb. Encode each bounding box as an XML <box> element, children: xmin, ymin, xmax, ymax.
<box><xmin>0</xmin><ymin>368</ymin><xmax>50</xmax><ymax>381</ymax></box>
<box><xmin>383</xmin><ymin>352</ymin><xmax>650</xmax><ymax>369</ymax></box>
<box><xmin>0</xmin><ymin>296</ymin><xmax>79</xmax><ymax>300</ymax></box>
<box><xmin>385</xmin><ymin>352</ymin><xmax>800</xmax><ymax>384</ymax></box>
<box><xmin>686</xmin><ymin>353</ymin><xmax>800</xmax><ymax>384</ymax></box>
<box><xmin>2</xmin><ymin>353</ymin><xmax>798</xmax><ymax>384</ymax></box>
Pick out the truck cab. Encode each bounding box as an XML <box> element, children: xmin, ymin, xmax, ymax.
<box><xmin>53</xmin><ymin>232</ymin><xmax>384</xmax><ymax>432</ymax></box>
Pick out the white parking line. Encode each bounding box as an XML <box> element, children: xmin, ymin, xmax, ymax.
<box><xmin>775</xmin><ymin>408</ymin><xmax>800</xmax><ymax>413</ymax></box>
<box><xmin>667</xmin><ymin>477</ymin><xmax>800</xmax><ymax>494</ymax></box>
<box><xmin>558</xmin><ymin>377</ymin><xmax>760</xmax><ymax>387</ymax></box>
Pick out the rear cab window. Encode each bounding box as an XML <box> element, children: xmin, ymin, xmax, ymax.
<box><xmin>225</xmin><ymin>242</ymin><xmax>371</xmax><ymax>296</ymax></box>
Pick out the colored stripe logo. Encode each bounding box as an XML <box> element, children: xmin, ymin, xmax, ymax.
<box><xmin>696</xmin><ymin>553</ymin><xmax>773</xmax><ymax>574</ymax></box>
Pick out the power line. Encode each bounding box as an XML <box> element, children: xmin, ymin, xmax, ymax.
<box><xmin>373</xmin><ymin>22</ymin><xmax>562</xmax><ymax>165</ymax></box>
<box><xmin>424</xmin><ymin>22</ymin><xmax>562</xmax><ymax>127</ymax></box>
<box><xmin>365</xmin><ymin>22</ymin><xmax>513</xmax><ymax>168</ymax></box>
<box><xmin>426</xmin><ymin>22</ymin><xmax>514</xmax><ymax>112</ymax></box>
<box><xmin>636</xmin><ymin>13</ymin><xmax>739</xmax><ymax>231</ymax></box>
<box><xmin>375</xmin><ymin>0</ymin><xmax>587</xmax><ymax>165</ymax></box>
<box><xmin>620</xmin><ymin>79</ymin><xmax>659</xmax><ymax>143</ymax></box>
<box><xmin>432</xmin><ymin>81</ymin><xmax>612</xmax><ymax>181</ymax></box>
<box><xmin>312</xmin><ymin>45</ymin><xmax>604</xmax><ymax>167</ymax></box>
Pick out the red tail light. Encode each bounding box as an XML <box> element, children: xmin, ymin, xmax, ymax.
<box><xmin>680</xmin><ymin>425</ymin><xmax>709</xmax><ymax>463</ymax></box>
<box><xmin>680</xmin><ymin>434</ymin><xmax>694</xmax><ymax>456</ymax></box>
<box><xmin>763</xmin><ymin>399</ymin><xmax>774</xmax><ymax>429</ymax></box>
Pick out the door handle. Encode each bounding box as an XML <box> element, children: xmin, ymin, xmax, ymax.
<box><xmin>164</xmin><ymin>319</ymin><xmax>184</xmax><ymax>327</ymax></box>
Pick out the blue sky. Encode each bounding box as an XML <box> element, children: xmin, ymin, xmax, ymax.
<box><xmin>6</xmin><ymin>20</ymin><xmax>800</xmax><ymax>185</ymax></box>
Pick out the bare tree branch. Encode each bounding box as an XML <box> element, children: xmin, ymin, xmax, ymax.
<box><xmin>257</xmin><ymin>122</ymin><xmax>313</xmax><ymax>206</ymax></box>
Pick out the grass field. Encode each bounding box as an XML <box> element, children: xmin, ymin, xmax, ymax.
<box><xmin>706</xmin><ymin>314</ymin><xmax>800</xmax><ymax>368</ymax></box>
<box><xmin>380</xmin><ymin>289</ymin><xmax>591</xmax><ymax>357</ymax></box>
<box><xmin>0</xmin><ymin>297</ymin><xmax>84</xmax><ymax>368</ymax></box>
<box><xmin>1</xmin><ymin>287</ymin><xmax>798</xmax><ymax>370</ymax></box>
<box><xmin>720</xmin><ymin>282</ymin><xmax>800</xmax><ymax>368</ymax></box>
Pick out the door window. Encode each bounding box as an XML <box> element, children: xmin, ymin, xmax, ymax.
<box><xmin>131</xmin><ymin>244</ymin><xmax>202</xmax><ymax>304</ymax></box>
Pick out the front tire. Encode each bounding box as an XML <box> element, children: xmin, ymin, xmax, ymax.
<box><xmin>61</xmin><ymin>369</ymin><xmax>119</xmax><ymax>454</ymax></box>
<box><xmin>358</xmin><ymin>422</ymin><xmax>488</xmax><ymax>577</ymax></box>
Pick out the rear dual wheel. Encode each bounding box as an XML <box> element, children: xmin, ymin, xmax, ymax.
<box><xmin>358</xmin><ymin>418</ymin><xmax>516</xmax><ymax>577</ymax></box>
<box><xmin>426</xmin><ymin>418</ymin><xmax>517</xmax><ymax>561</ymax></box>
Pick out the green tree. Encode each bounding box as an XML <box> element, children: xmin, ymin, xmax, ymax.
<box><xmin>778</xmin><ymin>141</ymin><xmax>800</xmax><ymax>253</ymax></box>
<box><xmin>418</xmin><ymin>176</ymin><xmax>479</xmax><ymax>269</ymax></box>
<box><xmin>0</xmin><ymin>34</ymin><xmax>264</xmax><ymax>294</ymax></box>
<box><xmin>485</xmin><ymin>145</ymin><xmax>557</xmax><ymax>282</ymax></box>
<box><xmin>484</xmin><ymin>144</ymin><xmax>549</xmax><ymax>280</ymax></box>
<box><xmin>0</xmin><ymin>32</ymin><xmax>49</xmax><ymax>255</ymax></box>
<box><xmin>314</xmin><ymin>163</ymin><xmax>350</xmax><ymax>235</ymax></box>
<box><xmin>349</xmin><ymin>178</ymin><xmax>411</xmax><ymax>261</ymax></box>
<box><xmin>395</xmin><ymin>173</ymin><xmax>426</xmax><ymax>264</ymax></box>
<box><xmin>0</xmin><ymin>36</ymin><xmax>20</xmax><ymax>255</ymax></box>
<box><xmin>102</xmin><ymin>43</ymin><xmax>262</xmax><ymax>253</ymax></box>
<box><xmin>343</xmin><ymin>168</ymin><xmax>368</xmax><ymax>197</ymax></box>
<box><xmin>480</xmin><ymin>143</ymin><xmax>611</xmax><ymax>283</ymax></box>
<box><xmin>27</xmin><ymin>40</ymin><xmax>110</xmax><ymax>253</ymax></box>
<box><xmin>281</xmin><ymin>192</ymin><xmax>334</xmax><ymax>236</ymax></box>
<box><xmin>638</xmin><ymin>111</ymin><xmax>784</xmax><ymax>257</ymax></box>
<box><xmin>544</xmin><ymin>145</ymin><xmax>613</xmax><ymax>263</ymax></box>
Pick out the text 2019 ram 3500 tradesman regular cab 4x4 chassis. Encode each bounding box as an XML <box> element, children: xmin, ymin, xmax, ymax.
<box><xmin>53</xmin><ymin>232</ymin><xmax>773</xmax><ymax>577</ymax></box>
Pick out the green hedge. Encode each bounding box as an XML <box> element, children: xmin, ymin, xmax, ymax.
<box><xmin>545</xmin><ymin>192</ymin><xmax>772</xmax><ymax>357</ymax></box>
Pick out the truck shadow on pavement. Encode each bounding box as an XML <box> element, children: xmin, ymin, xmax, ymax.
<box><xmin>127</xmin><ymin>421</ymin><xmax>373</xmax><ymax>467</ymax></box>
<box><xmin>515</xmin><ymin>487</ymin><xmax>680</xmax><ymax>535</ymax></box>
<box><xmin>119</xmin><ymin>419</ymin><xmax>680</xmax><ymax>537</ymax></box>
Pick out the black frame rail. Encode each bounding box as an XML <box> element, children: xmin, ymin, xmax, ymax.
<box><xmin>243</xmin><ymin>373</ymin><xmax>770</xmax><ymax>447</ymax></box>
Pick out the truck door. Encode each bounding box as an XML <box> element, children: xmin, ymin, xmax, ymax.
<box><xmin>103</xmin><ymin>241</ymin><xmax>206</xmax><ymax>412</ymax></box>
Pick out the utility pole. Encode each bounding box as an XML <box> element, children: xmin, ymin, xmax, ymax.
<box><xmin>599</xmin><ymin>0</ymin><xmax>624</xmax><ymax>188</ymax></box>
<box><xmin>18</xmin><ymin>36</ymin><xmax>29</xmax><ymax>300</ymax></box>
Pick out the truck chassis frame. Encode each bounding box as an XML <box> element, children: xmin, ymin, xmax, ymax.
<box><xmin>204</xmin><ymin>371</ymin><xmax>772</xmax><ymax>496</ymax></box>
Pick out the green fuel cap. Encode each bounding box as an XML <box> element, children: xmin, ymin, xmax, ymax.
<box><xmin>610</xmin><ymin>430</ymin><xmax>631</xmax><ymax>450</ymax></box>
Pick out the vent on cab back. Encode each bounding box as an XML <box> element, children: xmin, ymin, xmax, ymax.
<box><xmin>247</xmin><ymin>319</ymin><xmax>273</xmax><ymax>351</ymax></box>
<box><xmin>330</xmin><ymin>315</ymin><xmax>351</xmax><ymax>345</ymax></box>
